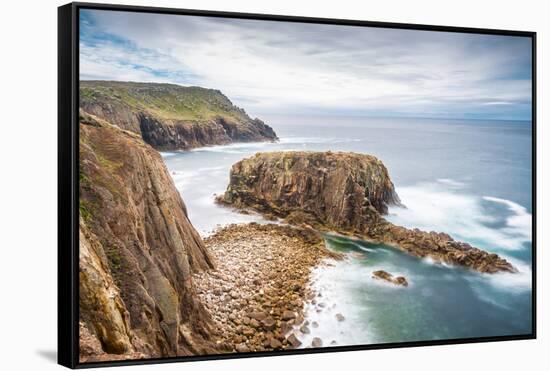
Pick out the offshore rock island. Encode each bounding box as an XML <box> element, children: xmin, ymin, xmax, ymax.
<box><xmin>218</xmin><ymin>151</ymin><xmax>517</xmax><ymax>274</ymax></box>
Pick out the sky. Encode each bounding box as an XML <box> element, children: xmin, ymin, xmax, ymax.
<box><xmin>80</xmin><ymin>9</ymin><xmax>532</xmax><ymax>121</ymax></box>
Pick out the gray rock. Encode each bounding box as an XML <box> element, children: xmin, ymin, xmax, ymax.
<box><xmin>236</xmin><ymin>343</ymin><xmax>249</xmax><ymax>353</ymax></box>
<box><xmin>312</xmin><ymin>337</ymin><xmax>323</xmax><ymax>347</ymax></box>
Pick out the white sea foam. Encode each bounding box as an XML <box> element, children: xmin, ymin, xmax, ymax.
<box><xmin>387</xmin><ymin>181</ymin><xmax>532</xmax><ymax>251</ymax></box>
<box><xmin>482</xmin><ymin>256</ymin><xmax>532</xmax><ymax>292</ymax></box>
<box><xmin>189</xmin><ymin>141</ymin><xmax>275</xmax><ymax>154</ymax></box>
<box><xmin>279</xmin><ymin>136</ymin><xmax>362</xmax><ymax>145</ymax></box>
<box><xmin>483</xmin><ymin>196</ymin><xmax>532</xmax><ymax>242</ymax></box>
<box><xmin>297</xmin><ymin>259</ymin><xmax>376</xmax><ymax>347</ymax></box>
<box><xmin>436</xmin><ymin>178</ymin><xmax>466</xmax><ymax>188</ymax></box>
<box><xmin>159</xmin><ymin>151</ymin><xmax>178</xmax><ymax>158</ymax></box>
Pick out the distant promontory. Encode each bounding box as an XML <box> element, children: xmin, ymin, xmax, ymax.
<box><xmin>80</xmin><ymin>81</ymin><xmax>278</xmax><ymax>151</ymax></box>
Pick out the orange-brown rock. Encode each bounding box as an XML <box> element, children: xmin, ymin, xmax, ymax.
<box><xmin>79</xmin><ymin>111</ymin><xmax>217</xmax><ymax>362</ymax></box>
<box><xmin>219</xmin><ymin>151</ymin><xmax>516</xmax><ymax>274</ymax></box>
<box><xmin>372</xmin><ymin>270</ymin><xmax>409</xmax><ymax>286</ymax></box>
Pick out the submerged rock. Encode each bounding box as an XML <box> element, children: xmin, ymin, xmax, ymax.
<box><xmin>219</xmin><ymin>151</ymin><xmax>516</xmax><ymax>274</ymax></box>
<box><xmin>372</xmin><ymin>270</ymin><xmax>409</xmax><ymax>287</ymax></box>
<box><xmin>312</xmin><ymin>337</ymin><xmax>323</xmax><ymax>347</ymax></box>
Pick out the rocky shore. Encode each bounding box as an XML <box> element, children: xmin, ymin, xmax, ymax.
<box><xmin>194</xmin><ymin>223</ymin><xmax>341</xmax><ymax>352</ymax></box>
<box><xmin>219</xmin><ymin>151</ymin><xmax>517</xmax><ymax>274</ymax></box>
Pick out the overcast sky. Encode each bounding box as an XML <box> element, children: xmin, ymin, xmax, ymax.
<box><xmin>80</xmin><ymin>9</ymin><xmax>532</xmax><ymax>120</ymax></box>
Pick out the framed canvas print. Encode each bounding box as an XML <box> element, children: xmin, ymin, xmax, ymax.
<box><xmin>58</xmin><ymin>2</ymin><xmax>536</xmax><ymax>368</ymax></box>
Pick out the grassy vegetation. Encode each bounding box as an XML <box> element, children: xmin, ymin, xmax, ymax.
<box><xmin>104</xmin><ymin>242</ymin><xmax>123</xmax><ymax>285</ymax></box>
<box><xmin>97</xmin><ymin>154</ymin><xmax>123</xmax><ymax>173</ymax></box>
<box><xmin>79</xmin><ymin>199</ymin><xmax>93</xmax><ymax>222</ymax></box>
<box><xmin>79</xmin><ymin>170</ymin><xmax>89</xmax><ymax>185</ymax></box>
<box><xmin>80</xmin><ymin>80</ymin><xmax>251</xmax><ymax>122</ymax></box>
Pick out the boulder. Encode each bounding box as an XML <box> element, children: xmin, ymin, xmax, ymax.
<box><xmin>311</xmin><ymin>338</ymin><xmax>323</xmax><ymax>348</ymax></box>
<box><xmin>286</xmin><ymin>333</ymin><xmax>302</xmax><ymax>348</ymax></box>
<box><xmin>282</xmin><ymin>310</ymin><xmax>296</xmax><ymax>321</ymax></box>
<box><xmin>372</xmin><ymin>270</ymin><xmax>409</xmax><ymax>287</ymax></box>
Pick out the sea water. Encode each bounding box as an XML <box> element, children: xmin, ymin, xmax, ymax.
<box><xmin>162</xmin><ymin>114</ymin><xmax>533</xmax><ymax>345</ymax></box>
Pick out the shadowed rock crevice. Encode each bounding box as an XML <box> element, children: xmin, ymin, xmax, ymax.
<box><xmin>218</xmin><ymin>151</ymin><xmax>516</xmax><ymax>274</ymax></box>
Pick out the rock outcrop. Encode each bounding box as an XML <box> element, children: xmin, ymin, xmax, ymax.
<box><xmin>219</xmin><ymin>151</ymin><xmax>516</xmax><ymax>274</ymax></box>
<box><xmin>79</xmin><ymin>111</ymin><xmax>217</xmax><ymax>362</ymax></box>
<box><xmin>372</xmin><ymin>270</ymin><xmax>409</xmax><ymax>287</ymax></box>
<box><xmin>80</xmin><ymin>81</ymin><xmax>277</xmax><ymax>151</ymax></box>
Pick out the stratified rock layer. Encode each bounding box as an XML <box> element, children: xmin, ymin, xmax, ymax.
<box><xmin>79</xmin><ymin>111</ymin><xmax>217</xmax><ymax>362</ymax></box>
<box><xmin>80</xmin><ymin>81</ymin><xmax>277</xmax><ymax>151</ymax></box>
<box><xmin>220</xmin><ymin>151</ymin><xmax>516</xmax><ymax>274</ymax></box>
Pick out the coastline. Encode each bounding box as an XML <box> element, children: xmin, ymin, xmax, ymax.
<box><xmin>194</xmin><ymin>223</ymin><xmax>342</xmax><ymax>352</ymax></box>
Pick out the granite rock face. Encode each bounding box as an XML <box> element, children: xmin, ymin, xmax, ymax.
<box><xmin>79</xmin><ymin>111</ymin><xmax>217</xmax><ymax>362</ymax></box>
<box><xmin>80</xmin><ymin>81</ymin><xmax>277</xmax><ymax>151</ymax></box>
<box><xmin>220</xmin><ymin>151</ymin><xmax>516</xmax><ymax>274</ymax></box>
<box><xmin>221</xmin><ymin>151</ymin><xmax>400</xmax><ymax>226</ymax></box>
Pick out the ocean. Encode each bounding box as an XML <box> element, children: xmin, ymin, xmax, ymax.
<box><xmin>161</xmin><ymin>114</ymin><xmax>533</xmax><ymax>346</ymax></box>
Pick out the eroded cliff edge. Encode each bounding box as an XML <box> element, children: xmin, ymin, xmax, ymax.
<box><xmin>80</xmin><ymin>81</ymin><xmax>278</xmax><ymax>151</ymax></box>
<box><xmin>79</xmin><ymin>111</ymin><xmax>218</xmax><ymax>362</ymax></box>
<box><xmin>218</xmin><ymin>151</ymin><xmax>516</xmax><ymax>274</ymax></box>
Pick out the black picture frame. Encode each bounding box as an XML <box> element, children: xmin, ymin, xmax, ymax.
<box><xmin>58</xmin><ymin>2</ymin><xmax>537</xmax><ymax>368</ymax></box>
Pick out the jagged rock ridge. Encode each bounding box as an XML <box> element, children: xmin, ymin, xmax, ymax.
<box><xmin>80</xmin><ymin>80</ymin><xmax>277</xmax><ymax>151</ymax></box>
<box><xmin>219</xmin><ymin>151</ymin><xmax>517</xmax><ymax>274</ymax></box>
<box><xmin>79</xmin><ymin>111</ymin><xmax>218</xmax><ymax>362</ymax></box>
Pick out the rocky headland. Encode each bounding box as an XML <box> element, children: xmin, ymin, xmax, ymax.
<box><xmin>194</xmin><ymin>223</ymin><xmax>341</xmax><ymax>352</ymax></box>
<box><xmin>79</xmin><ymin>111</ymin><xmax>219</xmax><ymax>362</ymax></box>
<box><xmin>218</xmin><ymin>151</ymin><xmax>517</xmax><ymax>274</ymax></box>
<box><xmin>80</xmin><ymin>81</ymin><xmax>278</xmax><ymax>151</ymax></box>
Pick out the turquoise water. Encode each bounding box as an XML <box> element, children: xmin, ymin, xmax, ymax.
<box><xmin>162</xmin><ymin>114</ymin><xmax>533</xmax><ymax>345</ymax></box>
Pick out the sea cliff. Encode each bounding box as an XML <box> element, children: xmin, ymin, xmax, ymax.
<box><xmin>218</xmin><ymin>151</ymin><xmax>517</xmax><ymax>274</ymax></box>
<box><xmin>80</xmin><ymin>81</ymin><xmax>277</xmax><ymax>151</ymax></box>
<box><xmin>79</xmin><ymin>111</ymin><xmax>217</xmax><ymax>362</ymax></box>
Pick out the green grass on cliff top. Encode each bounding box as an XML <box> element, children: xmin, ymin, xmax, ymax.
<box><xmin>80</xmin><ymin>80</ymin><xmax>252</xmax><ymax>122</ymax></box>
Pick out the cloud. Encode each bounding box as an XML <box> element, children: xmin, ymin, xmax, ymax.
<box><xmin>79</xmin><ymin>9</ymin><xmax>532</xmax><ymax>120</ymax></box>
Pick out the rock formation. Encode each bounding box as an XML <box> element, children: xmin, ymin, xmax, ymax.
<box><xmin>79</xmin><ymin>111</ymin><xmax>217</xmax><ymax>362</ymax></box>
<box><xmin>372</xmin><ymin>270</ymin><xmax>409</xmax><ymax>286</ymax></box>
<box><xmin>219</xmin><ymin>151</ymin><xmax>517</xmax><ymax>274</ymax></box>
<box><xmin>80</xmin><ymin>81</ymin><xmax>277</xmax><ymax>151</ymax></box>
